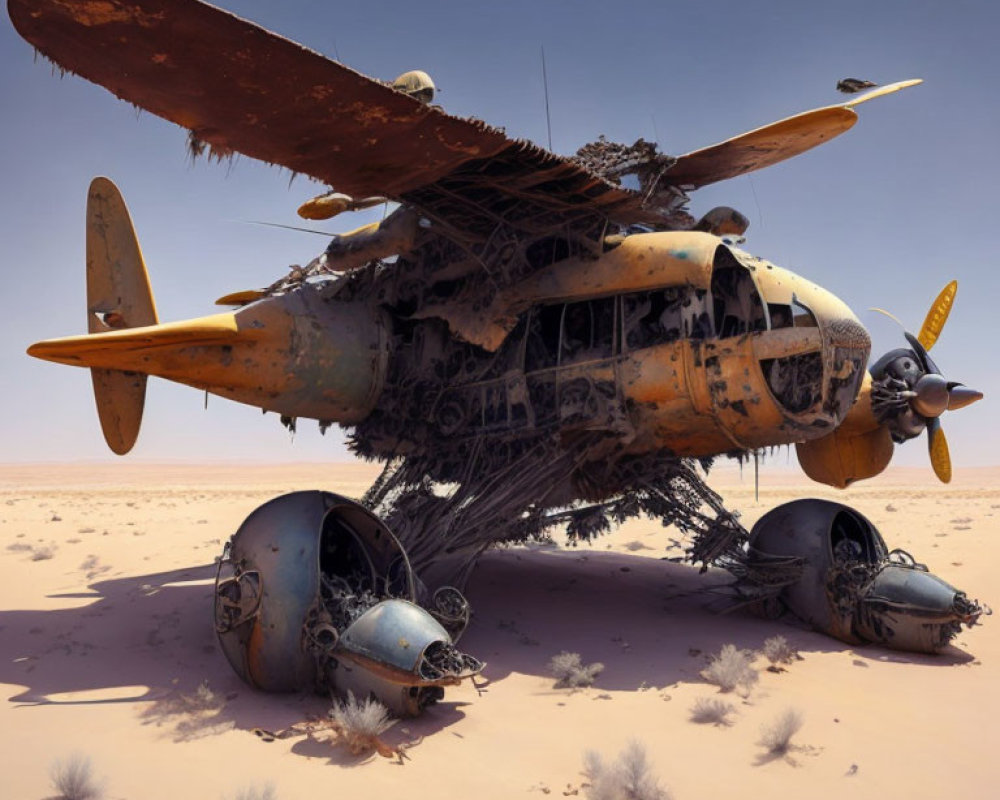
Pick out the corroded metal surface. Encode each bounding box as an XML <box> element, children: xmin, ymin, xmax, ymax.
<box><xmin>741</xmin><ymin>499</ymin><xmax>988</xmax><ymax>652</ymax></box>
<box><xmin>8</xmin><ymin>0</ymin><xmax>652</xmax><ymax>230</ymax></box>
<box><xmin>9</xmin><ymin>0</ymin><xmax>504</xmax><ymax>197</ymax></box>
<box><xmin>665</xmin><ymin>106</ymin><xmax>858</xmax><ymax>189</ymax></box>
<box><xmin>86</xmin><ymin>177</ymin><xmax>158</xmax><ymax>454</ymax></box>
<box><xmin>216</xmin><ymin>490</ymin><xmax>482</xmax><ymax>712</ymax></box>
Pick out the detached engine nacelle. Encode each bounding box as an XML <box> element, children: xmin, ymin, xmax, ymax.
<box><xmin>214</xmin><ymin>491</ymin><xmax>482</xmax><ymax>716</ymax></box>
<box><xmin>746</xmin><ymin>499</ymin><xmax>987</xmax><ymax>653</ymax></box>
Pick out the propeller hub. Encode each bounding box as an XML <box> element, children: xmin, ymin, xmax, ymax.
<box><xmin>868</xmin><ymin>281</ymin><xmax>977</xmax><ymax>484</ymax></box>
<box><xmin>912</xmin><ymin>373</ymin><xmax>949</xmax><ymax>418</ymax></box>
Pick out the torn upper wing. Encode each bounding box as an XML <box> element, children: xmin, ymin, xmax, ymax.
<box><xmin>665</xmin><ymin>79</ymin><xmax>922</xmax><ymax>189</ymax></box>
<box><xmin>9</xmin><ymin>0</ymin><xmax>923</xmax><ymax>249</ymax></box>
<box><xmin>9</xmin><ymin>0</ymin><xmax>653</xmax><ymax>239</ymax></box>
<box><xmin>7</xmin><ymin>0</ymin><xmax>521</xmax><ymax>198</ymax></box>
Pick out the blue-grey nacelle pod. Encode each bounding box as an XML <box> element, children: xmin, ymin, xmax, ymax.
<box><xmin>214</xmin><ymin>490</ymin><xmax>482</xmax><ymax>714</ymax></box>
<box><xmin>748</xmin><ymin>499</ymin><xmax>986</xmax><ymax>653</ymax></box>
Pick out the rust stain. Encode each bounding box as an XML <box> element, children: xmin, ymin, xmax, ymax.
<box><xmin>54</xmin><ymin>0</ymin><xmax>165</xmax><ymax>27</ymax></box>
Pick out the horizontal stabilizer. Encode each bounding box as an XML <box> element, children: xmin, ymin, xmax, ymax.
<box><xmin>28</xmin><ymin>313</ymin><xmax>242</xmax><ymax>368</ymax></box>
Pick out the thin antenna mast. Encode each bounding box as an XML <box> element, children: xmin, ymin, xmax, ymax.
<box><xmin>754</xmin><ymin>450</ymin><xmax>760</xmax><ymax>503</ymax></box>
<box><xmin>541</xmin><ymin>46</ymin><xmax>553</xmax><ymax>151</ymax></box>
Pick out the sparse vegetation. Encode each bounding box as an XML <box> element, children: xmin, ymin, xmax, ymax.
<box><xmin>550</xmin><ymin>651</ymin><xmax>605</xmax><ymax>688</ymax></box>
<box><xmin>31</xmin><ymin>544</ymin><xmax>56</xmax><ymax>560</ymax></box>
<box><xmin>180</xmin><ymin>679</ymin><xmax>224</xmax><ymax>712</ymax></box>
<box><xmin>9</xmin><ymin>541</ymin><xmax>57</xmax><ymax>559</ymax></box>
<box><xmin>689</xmin><ymin>697</ymin><xmax>736</xmax><ymax>726</ymax></box>
<box><xmin>583</xmin><ymin>740</ymin><xmax>671</xmax><ymax>800</ymax></box>
<box><xmin>701</xmin><ymin>644</ymin><xmax>759</xmax><ymax>694</ymax></box>
<box><xmin>50</xmin><ymin>754</ymin><xmax>102</xmax><ymax>800</ymax></box>
<box><xmin>139</xmin><ymin>678</ymin><xmax>232</xmax><ymax>741</ymax></box>
<box><xmin>758</xmin><ymin>708</ymin><xmax>804</xmax><ymax>755</ymax></box>
<box><xmin>762</xmin><ymin>635</ymin><xmax>798</xmax><ymax>668</ymax></box>
<box><xmin>329</xmin><ymin>691</ymin><xmax>397</xmax><ymax>757</ymax></box>
<box><xmin>230</xmin><ymin>785</ymin><xmax>277</xmax><ymax>800</ymax></box>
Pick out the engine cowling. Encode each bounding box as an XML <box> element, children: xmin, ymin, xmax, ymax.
<box><xmin>214</xmin><ymin>491</ymin><xmax>482</xmax><ymax>716</ymax></box>
<box><xmin>746</xmin><ymin>499</ymin><xmax>987</xmax><ymax>653</ymax></box>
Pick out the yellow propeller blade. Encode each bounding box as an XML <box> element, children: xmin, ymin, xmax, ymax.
<box><xmin>929</xmin><ymin>423</ymin><xmax>952</xmax><ymax>484</ymax></box>
<box><xmin>918</xmin><ymin>280</ymin><xmax>957</xmax><ymax>351</ymax></box>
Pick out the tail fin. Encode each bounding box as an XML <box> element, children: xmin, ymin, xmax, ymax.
<box><xmin>86</xmin><ymin>177</ymin><xmax>158</xmax><ymax>454</ymax></box>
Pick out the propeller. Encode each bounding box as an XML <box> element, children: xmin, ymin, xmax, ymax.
<box><xmin>869</xmin><ymin>281</ymin><xmax>982</xmax><ymax>483</ymax></box>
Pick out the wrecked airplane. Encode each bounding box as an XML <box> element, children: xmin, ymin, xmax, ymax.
<box><xmin>9</xmin><ymin>0</ymin><xmax>987</xmax><ymax>713</ymax></box>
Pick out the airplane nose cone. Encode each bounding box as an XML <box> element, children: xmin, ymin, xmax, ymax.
<box><xmin>856</xmin><ymin>565</ymin><xmax>987</xmax><ymax>652</ymax></box>
<box><xmin>947</xmin><ymin>384</ymin><xmax>984</xmax><ymax>411</ymax></box>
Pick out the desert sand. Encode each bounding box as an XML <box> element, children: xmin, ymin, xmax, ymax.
<box><xmin>1</xmin><ymin>461</ymin><xmax>997</xmax><ymax>799</ymax></box>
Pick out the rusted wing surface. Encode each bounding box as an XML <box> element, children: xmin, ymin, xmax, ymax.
<box><xmin>665</xmin><ymin>106</ymin><xmax>859</xmax><ymax>189</ymax></box>
<box><xmin>9</xmin><ymin>0</ymin><xmax>650</xmax><ymax>234</ymax></box>
<box><xmin>8</xmin><ymin>0</ymin><xmax>502</xmax><ymax>197</ymax></box>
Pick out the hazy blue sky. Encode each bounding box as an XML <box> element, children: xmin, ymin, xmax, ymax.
<box><xmin>1</xmin><ymin>0</ymin><xmax>997</xmax><ymax>474</ymax></box>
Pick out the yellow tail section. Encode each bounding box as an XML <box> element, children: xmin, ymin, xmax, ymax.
<box><xmin>86</xmin><ymin>177</ymin><xmax>158</xmax><ymax>455</ymax></box>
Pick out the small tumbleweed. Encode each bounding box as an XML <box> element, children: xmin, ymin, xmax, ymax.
<box><xmin>230</xmin><ymin>786</ymin><xmax>278</xmax><ymax>800</ymax></box>
<box><xmin>31</xmin><ymin>544</ymin><xmax>56</xmax><ymax>561</ymax></box>
<box><xmin>701</xmin><ymin>644</ymin><xmax>758</xmax><ymax>694</ymax></box>
<box><xmin>582</xmin><ymin>740</ymin><xmax>671</xmax><ymax>800</ymax></box>
<box><xmin>762</xmin><ymin>635</ymin><xmax>799</xmax><ymax>671</ymax></box>
<box><xmin>549</xmin><ymin>651</ymin><xmax>605</xmax><ymax>688</ymax></box>
<box><xmin>758</xmin><ymin>708</ymin><xmax>804</xmax><ymax>756</ymax></box>
<box><xmin>50</xmin><ymin>753</ymin><xmax>103</xmax><ymax>800</ymax></box>
<box><xmin>180</xmin><ymin>679</ymin><xmax>224</xmax><ymax>713</ymax></box>
<box><xmin>689</xmin><ymin>697</ymin><xmax>736</xmax><ymax>726</ymax></box>
<box><xmin>328</xmin><ymin>691</ymin><xmax>400</xmax><ymax>759</ymax></box>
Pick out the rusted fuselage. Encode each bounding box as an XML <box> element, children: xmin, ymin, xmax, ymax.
<box><xmin>30</xmin><ymin>287</ymin><xmax>390</xmax><ymax>425</ymax></box>
<box><xmin>29</xmin><ymin>229</ymin><xmax>876</xmax><ymax>475</ymax></box>
<box><xmin>421</xmin><ymin>231</ymin><xmax>872</xmax><ymax>463</ymax></box>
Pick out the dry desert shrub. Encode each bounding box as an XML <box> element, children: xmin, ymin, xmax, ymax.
<box><xmin>50</xmin><ymin>754</ymin><xmax>103</xmax><ymax>800</ymax></box>
<box><xmin>758</xmin><ymin>708</ymin><xmax>804</xmax><ymax>755</ymax></box>
<box><xmin>141</xmin><ymin>679</ymin><xmax>231</xmax><ymax>741</ymax></box>
<box><xmin>182</xmin><ymin>679</ymin><xmax>224</xmax><ymax>712</ymax></box>
<box><xmin>583</xmin><ymin>740</ymin><xmax>671</xmax><ymax>800</ymax></box>
<box><xmin>689</xmin><ymin>697</ymin><xmax>736</xmax><ymax>726</ymax></box>
<box><xmin>31</xmin><ymin>544</ymin><xmax>56</xmax><ymax>561</ymax></box>
<box><xmin>701</xmin><ymin>644</ymin><xmax>759</xmax><ymax>694</ymax></box>
<box><xmin>762</xmin><ymin>635</ymin><xmax>798</xmax><ymax>667</ymax></box>
<box><xmin>550</xmin><ymin>651</ymin><xmax>605</xmax><ymax>688</ymax></box>
<box><xmin>231</xmin><ymin>785</ymin><xmax>277</xmax><ymax>800</ymax></box>
<box><xmin>329</xmin><ymin>691</ymin><xmax>397</xmax><ymax>757</ymax></box>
